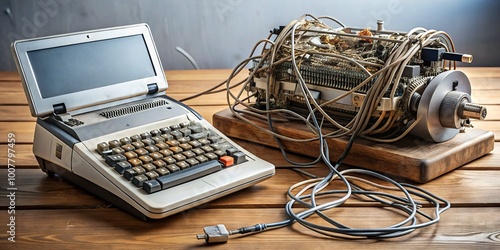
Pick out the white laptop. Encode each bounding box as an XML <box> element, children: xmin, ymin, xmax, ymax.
<box><xmin>11</xmin><ymin>23</ymin><xmax>275</xmax><ymax>220</ymax></box>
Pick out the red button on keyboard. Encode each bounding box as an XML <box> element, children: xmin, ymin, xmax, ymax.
<box><xmin>219</xmin><ymin>156</ymin><xmax>234</xmax><ymax>167</ymax></box>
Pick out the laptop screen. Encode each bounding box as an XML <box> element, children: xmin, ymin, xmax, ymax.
<box><xmin>28</xmin><ymin>35</ymin><xmax>156</xmax><ymax>99</ymax></box>
<box><xmin>12</xmin><ymin>24</ymin><xmax>167</xmax><ymax>117</ymax></box>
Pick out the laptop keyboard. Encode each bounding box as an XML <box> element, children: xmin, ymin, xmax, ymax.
<box><xmin>95</xmin><ymin>120</ymin><xmax>247</xmax><ymax>194</ymax></box>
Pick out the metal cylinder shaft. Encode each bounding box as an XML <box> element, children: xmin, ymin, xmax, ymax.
<box><xmin>460</xmin><ymin>103</ymin><xmax>487</xmax><ymax>120</ymax></box>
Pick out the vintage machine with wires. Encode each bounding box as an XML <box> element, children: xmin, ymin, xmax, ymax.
<box><xmin>247</xmin><ymin>17</ymin><xmax>487</xmax><ymax>142</ymax></box>
<box><xmin>203</xmin><ymin>15</ymin><xmax>495</xmax><ymax>243</ymax></box>
<box><xmin>201</xmin><ymin>14</ymin><xmax>495</xmax><ymax>243</ymax></box>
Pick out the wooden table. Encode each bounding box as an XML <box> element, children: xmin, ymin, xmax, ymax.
<box><xmin>0</xmin><ymin>69</ymin><xmax>499</xmax><ymax>249</ymax></box>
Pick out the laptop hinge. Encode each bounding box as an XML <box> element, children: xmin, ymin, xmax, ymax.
<box><xmin>53</xmin><ymin>113</ymin><xmax>72</xmax><ymax>123</ymax></box>
<box><xmin>52</xmin><ymin>103</ymin><xmax>84</xmax><ymax>126</ymax></box>
<box><xmin>53</xmin><ymin>103</ymin><xmax>67</xmax><ymax>114</ymax></box>
<box><xmin>147</xmin><ymin>83</ymin><xmax>159</xmax><ymax>94</ymax></box>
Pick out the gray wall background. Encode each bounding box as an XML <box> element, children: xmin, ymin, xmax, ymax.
<box><xmin>1</xmin><ymin>0</ymin><xmax>499</xmax><ymax>71</ymax></box>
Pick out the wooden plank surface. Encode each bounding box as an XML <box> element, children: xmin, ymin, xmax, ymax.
<box><xmin>2</xmin><ymin>207</ymin><xmax>499</xmax><ymax>249</ymax></box>
<box><xmin>0</xmin><ymin>68</ymin><xmax>499</xmax><ymax>248</ymax></box>
<box><xmin>1</xmin><ymin>167</ymin><xmax>499</xmax><ymax>208</ymax></box>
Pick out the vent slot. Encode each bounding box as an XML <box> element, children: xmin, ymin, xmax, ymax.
<box><xmin>99</xmin><ymin>99</ymin><xmax>169</xmax><ymax>119</ymax></box>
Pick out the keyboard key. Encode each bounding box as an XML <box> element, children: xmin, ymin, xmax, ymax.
<box><xmin>132</xmin><ymin>166</ymin><xmax>146</xmax><ymax>175</ymax></box>
<box><xmin>108</xmin><ymin>140</ymin><xmax>121</xmax><ymax>148</ymax></box>
<box><xmin>139</xmin><ymin>155</ymin><xmax>153</xmax><ymax>164</ymax></box>
<box><xmin>141</xmin><ymin>138</ymin><xmax>155</xmax><ymax>146</ymax></box>
<box><xmin>179</xmin><ymin>143</ymin><xmax>192</xmax><ymax>151</ymax></box>
<box><xmin>192</xmin><ymin>148</ymin><xmax>205</xmax><ymax>156</ymax></box>
<box><xmin>143</xmin><ymin>180</ymin><xmax>161</xmax><ymax>193</ymax></box>
<box><xmin>155</xmin><ymin>167</ymin><xmax>170</xmax><ymax>176</ymax></box>
<box><xmin>198</xmin><ymin>139</ymin><xmax>210</xmax><ymax>145</ymax></box>
<box><xmin>134</xmin><ymin>148</ymin><xmax>149</xmax><ymax>156</ymax></box>
<box><xmin>201</xmin><ymin>145</ymin><xmax>214</xmax><ymax>153</ymax></box>
<box><xmin>115</xmin><ymin>161</ymin><xmax>132</xmax><ymax>174</ymax></box>
<box><xmin>105</xmin><ymin>154</ymin><xmax>126</xmax><ymax>166</ymax></box>
<box><xmin>132</xmin><ymin>175</ymin><xmax>148</xmax><ymax>187</ymax></box>
<box><xmin>232</xmin><ymin>151</ymin><xmax>247</xmax><ymax>164</ymax></box>
<box><xmin>128</xmin><ymin>158</ymin><xmax>143</xmax><ymax>167</ymax></box>
<box><xmin>163</xmin><ymin>156</ymin><xmax>176</xmax><ymax>165</ymax></box>
<box><xmin>182</xmin><ymin>150</ymin><xmax>196</xmax><ymax>159</ymax></box>
<box><xmin>145</xmin><ymin>171</ymin><xmax>159</xmax><ymax>180</ymax></box>
<box><xmin>226</xmin><ymin>147</ymin><xmax>238</xmax><ymax>156</ymax></box>
<box><xmin>159</xmin><ymin>127</ymin><xmax>171</xmax><ymax>134</ymax></box>
<box><xmin>145</xmin><ymin>145</ymin><xmax>160</xmax><ymax>153</ymax></box>
<box><xmin>169</xmin><ymin>124</ymin><xmax>181</xmax><ymax>131</ymax></box>
<box><xmin>214</xmin><ymin>150</ymin><xmax>226</xmax><ymax>157</ymax></box>
<box><xmin>188</xmin><ymin>124</ymin><xmax>203</xmax><ymax>133</ymax></box>
<box><xmin>166</xmin><ymin>140</ymin><xmax>179</xmax><ymax>147</ymax></box>
<box><xmin>173</xmin><ymin>153</ymin><xmax>186</xmax><ymax>162</ymax></box>
<box><xmin>207</xmin><ymin>130</ymin><xmax>216</xmax><ymax>137</ymax></box>
<box><xmin>176</xmin><ymin>161</ymin><xmax>190</xmax><ymax>170</ymax></box>
<box><xmin>112</xmin><ymin>147</ymin><xmax>125</xmax><ymax>155</ymax></box>
<box><xmin>130</xmin><ymin>134</ymin><xmax>141</xmax><ymax>142</ymax></box>
<box><xmin>177</xmin><ymin>137</ymin><xmax>190</xmax><ymax>144</ymax></box>
<box><xmin>219</xmin><ymin>156</ymin><xmax>234</xmax><ymax>167</ymax></box>
<box><xmin>169</xmin><ymin>146</ymin><xmax>183</xmax><ymax>154</ymax></box>
<box><xmin>149</xmin><ymin>152</ymin><xmax>164</xmax><ymax>160</ymax></box>
<box><xmin>204</xmin><ymin>153</ymin><xmax>218</xmax><ymax>161</ymax></box>
<box><xmin>119</xmin><ymin>137</ymin><xmax>132</xmax><ymax>145</ymax></box>
<box><xmin>155</xmin><ymin>142</ymin><xmax>169</xmax><ymax>150</ymax></box>
<box><xmin>219</xmin><ymin>142</ymin><xmax>233</xmax><ymax>151</ymax></box>
<box><xmin>142</xmin><ymin>163</ymin><xmax>156</xmax><ymax>172</ymax></box>
<box><xmin>195</xmin><ymin>155</ymin><xmax>209</xmax><ymax>163</ymax></box>
<box><xmin>159</xmin><ymin>149</ymin><xmax>173</xmax><ymax>157</ymax></box>
<box><xmin>124</xmin><ymin>151</ymin><xmax>138</xmax><ymax>160</ymax></box>
<box><xmin>207</xmin><ymin>136</ymin><xmax>221</xmax><ymax>144</ymax></box>
<box><xmin>210</xmin><ymin>143</ymin><xmax>223</xmax><ymax>151</ymax></box>
<box><xmin>123</xmin><ymin>168</ymin><xmax>138</xmax><ymax>181</ymax></box>
<box><xmin>170</xmin><ymin>130</ymin><xmax>183</xmax><ymax>139</ymax></box>
<box><xmin>156</xmin><ymin>160</ymin><xmax>222</xmax><ymax>190</ymax></box>
<box><xmin>96</xmin><ymin>142</ymin><xmax>110</xmax><ymax>154</ymax></box>
<box><xmin>211</xmin><ymin>142</ymin><xmax>232</xmax><ymax>151</ymax></box>
<box><xmin>121</xmin><ymin>144</ymin><xmax>135</xmax><ymax>152</ymax></box>
<box><xmin>132</xmin><ymin>141</ymin><xmax>145</xmax><ymax>149</ymax></box>
<box><xmin>150</xmin><ymin>129</ymin><xmax>161</xmax><ymax>137</ymax></box>
<box><xmin>166</xmin><ymin>164</ymin><xmax>180</xmax><ymax>173</ymax></box>
<box><xmin>151</xmin><ymin>136</ymin><xmax>165</xmax><ymax>144</ymax></box>
<box><xmin>190</xmin><ymin>131</ymin><xmax>208</xmax><ymax>141</ymax></box>
<box><xmin>161</xmin><ymin>134</ymin><xmax>174</xmax><ymax>141</ymax></box>
<box><xmin>140</xmin><ymin>132</ymin><xmax>151</xmax><ymax>139</ymax></box>
<box><xmin>152</xmin><ymin>160</ymin><xmax>167</xmax><ymax>168</ymax></box>
<box><xmin>186</xmin><ymin>158</ymin><xmax>199</xmax><ymax>167</ymax></box>
<box><xmin>179</xmin><ymin>121</ymin><xmax>191</xmax><ymax>128</ymax></box>
<box><xmin>188</xmin><ymin>140</ymin><xmax>202</xmax><ymax>148</ymax></box>
<box><xmin>179</xmin><ymin>128</ymin><xmax>192</xmax><ymax>137</ymax></box>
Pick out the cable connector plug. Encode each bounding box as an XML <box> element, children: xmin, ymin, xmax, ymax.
<box><xmin>196</xmin><ymin>224</ymin><xmax>230</xmax><ymax>244</ymax></box>
<box><xmin>196</xmin><ymin>223</ymin><xmax>268</xmax><ymax>244</ymax></box>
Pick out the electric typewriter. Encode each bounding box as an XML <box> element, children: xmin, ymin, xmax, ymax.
<box><xmin>11</xmin><ymin>23</ymin><xmax>275</xmax><ymax>220</ymax></box>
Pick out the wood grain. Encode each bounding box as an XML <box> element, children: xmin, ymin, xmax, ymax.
<box><xmin>2</xmin><ymin>168</ymin><xmax>499</xmax><ymax>209</ymax></box>
<box><xmin>0</xmin><ymin>68</ymin><xmax>499</xmax><ymax>248</ymax></box>
<box><xmin>460</xmin><ymin>67</ymin><xmax>500</xmax><ymax>78</ymax></box>
<box><xmin>0</xmin><ymin>106</ymin><xmax>35</xmax><ymax>122</ymax></box>
<box><xmin>4</xmin><ymin>207</ymin><xmax>499</xmax><ymax>249</ymax></box>
<box><xmin>0</xmin><ymin>122</ymin><xmax>35</xmax><ymax>143</ymax></box>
